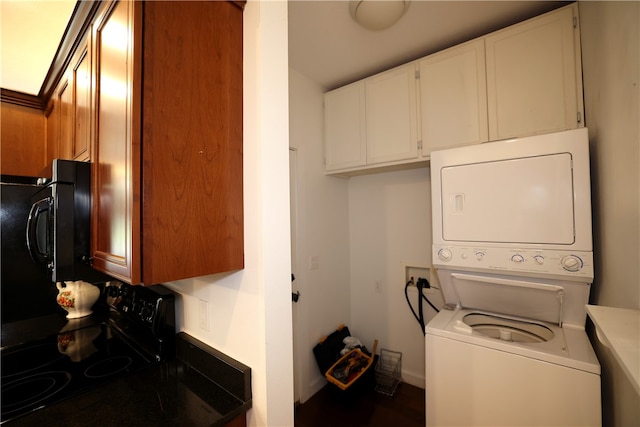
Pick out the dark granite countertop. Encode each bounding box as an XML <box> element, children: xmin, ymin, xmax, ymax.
<box><xmin>3</xmin><ymin>333</ymin><xmax>252</xmax><ymax>427</ymax></box>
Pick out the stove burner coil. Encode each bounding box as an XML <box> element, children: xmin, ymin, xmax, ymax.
<box><xmin>1</xmin><ymin>343</ymin><xmax>65</xmax><ymax>380</ymax></box>
<box><xmin>1</xmin><ymin>371</ymin><xmax>71</xmax><ymax>421</ymax></box>
<box><xmin>84</xmin><ymin>356</ymin><xmax>133</xmax><ymax>379</ymax></box>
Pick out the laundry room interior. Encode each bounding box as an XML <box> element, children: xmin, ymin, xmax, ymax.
<box><xmin>1</xmin><ymin>0</ymin><xmax>637</xmax><ymax>426</ymax></box>
<box><xmin>288</xmin><ymin>1</ymin><xmax>638</xmax><ymax>425</ymax></box>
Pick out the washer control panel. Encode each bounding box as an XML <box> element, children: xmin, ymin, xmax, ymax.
<box><xmin>433</xmin><ymin>246</ymin><xmax>593</xmax><ymax>280</ymax></box>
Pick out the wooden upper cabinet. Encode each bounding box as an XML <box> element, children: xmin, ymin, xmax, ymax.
<box><xmin>92</xmin><ymin>0</ymin><xmax>140</xmax><ymax>284</ymax></box>
<box><xmin>72</xmin><ymin>37</ymin><xmax>92</xmax><ymax>162</ymax></box>
<box><xmin>485</xmin><ymin>4</ymin><xmax>583</xmax><ymax>140</ymax></box>
<box><xmin>44</xmin><ymin>97</ymin><xmax>58</xmax><ymax>174</ymax></box>
<box><xmin>140</xmin><ymin>1</ymin><xmax>244</xmax><ymax>283</ymax></box>
<box><xmin>92</xmin><ymin>0</ymin><xmax>244</xmax><ymax>285</ymax></box>
<box><xmin>57</xmin><ymin>78</ymin><xmax>74</xmax><ymax>161</ymax></box>
<box><xmin>43</xmin><ymin>72</ymin><xmax>70</xmax><ymax>168</ymax></box>
<box><xmin>44</xmin><ymin>33</ymin><xmax>92</xmax><ymax>165</ymax></box>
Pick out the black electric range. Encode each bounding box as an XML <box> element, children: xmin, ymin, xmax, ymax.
<box><xmin>0</xmin><ymin>282</ymin><xmax>176</xmax><ymax>424</ymax></box>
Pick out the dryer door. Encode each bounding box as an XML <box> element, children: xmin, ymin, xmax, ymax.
<box><xmin>440</xmin><ymin>152</ymin><xmax>575</xmax><ymax>245</ymax></box>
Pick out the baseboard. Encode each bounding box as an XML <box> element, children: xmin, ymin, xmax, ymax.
<box><xmin>401</xmin><ymin>369</ymin><xmax>425</xmax><ymax>389</ymax></box>
<box><xmin>301</xmin><ymin>376</ymin><xmax>327</xmax><ymax>404</ymax></box>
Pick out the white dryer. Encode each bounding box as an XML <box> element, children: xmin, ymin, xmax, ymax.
<box><xmin>426</xmin><ymin>129</ymin><xmax>601</xmax><ymax>426</ymax></box>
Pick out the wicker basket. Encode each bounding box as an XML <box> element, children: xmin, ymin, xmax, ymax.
<box><xmin>374</xmin><ymin>348</ymin><xmax>402</xmax><ymax>396</ymax></box>
<box><xmin>326</xmin><ymin>339</ymin><xmax>378</xmax><ymax>391</ymax></box>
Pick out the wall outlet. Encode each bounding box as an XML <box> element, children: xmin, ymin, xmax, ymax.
<box><xmin>309</xmin><ymin>255</ymin><xmax>319</xmax><ymax>270</ymax></box>
<box><xmin>403</xmin><ymin>263</ymin><xmax>436</xmax><ymax>294</ymax></box>
<box><xmin>198</xmin><ymin>299</ymin><xmax>210</xmax><ymax>331</ymax></box>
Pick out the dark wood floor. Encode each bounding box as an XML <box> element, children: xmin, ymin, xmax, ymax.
<box><xmin>295</xmin><ymin>381</ymin><xmax>425</xmax><ymax>427</ymax></box>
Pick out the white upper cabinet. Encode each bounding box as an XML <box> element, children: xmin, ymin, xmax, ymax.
<box><xmin>365</xmin><ymin>63</ymin><xmax>419</xmax><ymax>165</ymax></box>
<box><xmin>324</xmin><ymin>82</ymin><xmax>367</xmax><ymax>171</ymax></box>
<box><xmin>323</xmin><ymin>4</ymin><xmax>584</xmax><ymax>176</ymax></box>
<box><xmin>418</xmin><ymin>39</ymin><xmax>488</xmax><ymax>152</ymax></box>
<box><xmin>485</xmin><ymin>4</ymin><xmax>583</xmax><ymax>140</ymax></box>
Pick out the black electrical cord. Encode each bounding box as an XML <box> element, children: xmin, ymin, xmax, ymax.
<box><xmin>417</xmin><ymin>277</ymin><xmax>440</xmax><ymax>314</ymax></box>
<box><xmin>405</xmin><ymin>277</ymin><xmax>440</xmax><ymax>335</ymax></box>
<box><xmin>422</xmin><ymin>293</ymin><xmax>440</xmax><ymax>313</ymax></box>
<box><xmin>404</xmin><ymin>279</ymin><xmax>424</xmax><ymax>333</ymax></box>
<box><xmin>417</xmin><ymin>278</ymin><xmax>425</xmax><ymax>333</ymax></box>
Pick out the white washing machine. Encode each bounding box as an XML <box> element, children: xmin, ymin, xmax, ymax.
<box><xmin>426</xmin><ymin>129</ymin><xmax>601</xmax><ymax>426</ymax></box>
<box><xmin>426</xmin><ymin>269</ymin><xmax>601</xmax><ymax>426</ymax></box>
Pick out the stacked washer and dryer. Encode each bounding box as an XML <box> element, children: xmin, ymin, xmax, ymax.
<box><xmin>426</xmin><ymin>128</ymin><xmax>601</xmax><ymax>426</ymax></box>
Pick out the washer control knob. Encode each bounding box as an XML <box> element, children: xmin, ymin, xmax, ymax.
<box><xmin>533</xmin><ymin>255</ymin><xmax>545</xmax><ymax>265</ymax></box>
<box><xmin>561</xmin><ymin>255</ymin><xmax>583</xmax><ymax>272</ymax></box>
<box><xmin>511</xmin><ymin>254</ymin><xmax>525</xmax><ymax>264</ymax></box>
<box><xmin>438</xmin><ymin>248</ymin><xmax>452</xmax><ymax>262</ymax></box>
<box><xmin>475</xmin><ymin>252</ymin><xmax>485</xmax><ymax>261</ymax></box>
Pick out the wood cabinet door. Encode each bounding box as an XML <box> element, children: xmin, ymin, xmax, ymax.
<box><xmin>44</xmin><ymin>63</ymin><xmax>73</xmax><ymax>168</ymax></box>
<box><xmin>365</xmin><ymin>63</ymin><xmax>418</xmax><ymax>165</ymax></box>
<box><xmin>419</xmin><ymin>39</ymin><xmax>488</xmax><ymax>153</ymax></box>
<box><xmin>92</xmin><ymin>0</ymin><xmax>141</xmax><ymax>284</ymax></box>
<box><xmin>324</xmin><ymin>82</ymin><xmax>366</xmax><ymax>171</ymax></box>
<box><xmin>486</xmin><ymin>4</ymin><xmax>582</xmax><ymax>140</ymax></box>
<box><xmin>140</xmin><ymin>0</ymin><xmax>244</xmax><ymax>283</ymax></box>
<box><xmin>73</xmin><ymin>38</ymin><xmax>91</xmax><ymax>162</ymax></box>
<box><xmin>45</xmin><ymin>96</ymin><xmax>59</xmax><ymax>171</ymax></box>
<box><xmin>58</xmin><ymin>78</ymin><xmax>73</xmax><ymax>160</ymax></box>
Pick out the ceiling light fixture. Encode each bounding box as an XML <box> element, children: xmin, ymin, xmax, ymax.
<box><xmin>349</xmin><ymin>0</ymin><xmax>410</xmax><ymax>31</ymax></box>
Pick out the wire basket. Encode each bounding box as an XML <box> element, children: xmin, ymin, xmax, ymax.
<box><xmin>374</xmin><ymin>348</ymin><xmax>402</xmax><ymax>396</ymax></box>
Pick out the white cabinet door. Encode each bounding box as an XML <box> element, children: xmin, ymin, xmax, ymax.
<box><xmin>365</xmin><ymin>64</ymin><xmax>418</xmax><ymax>165</ymax></box>
<box><xmin>486</xmin><ymin>4</ymin><xmax>582</xmax><ymax>140</ymax></box>
<box><xmin>324</xmin><ymin>82</ymin><xmax>366</xmax><ymax>171</ymax></box>
<box><xmin>419</xmin><ymin>39</ymin><xmax>488</xmax><ymax>153</ymax></box>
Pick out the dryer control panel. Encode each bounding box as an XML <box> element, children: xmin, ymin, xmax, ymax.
<box><xmin>433</xmin><ymin>246</ymin><xmax>594</xmax><ymax>282</ymax></box>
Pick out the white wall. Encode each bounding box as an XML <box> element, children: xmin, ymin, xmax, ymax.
<box><xmin>581</xmin><ymin>1</ymin><xmax>640</xmax><ymax>311</ymax></box>
<box><xmin>289</xmin><ymin>66</ymin><xmax>439</xmax><ymax>393</ymax></box>
<box><xmin>348</xmin><ymin>168</ymin><xmax>440</xmax><ymax>387</ymax></box>
<box><xmin>579</xmin><ymin>1</ymin><xmax>640</xmax><ymax>425</ymax></box>
<box><xmin>288</xmin><ymin>68</ymin><xmax>352</xmax><ymax>402</ymax></box>
<box><xmin>164</xmin><ymin>2</ymin><xmax>295</xmax><ymax>426</ymax></box>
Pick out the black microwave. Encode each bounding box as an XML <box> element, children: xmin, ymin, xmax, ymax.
<box><xmin>26</xmin><ymin>159</ymin><xmax>109</xmax><ymax>283</ymax></box>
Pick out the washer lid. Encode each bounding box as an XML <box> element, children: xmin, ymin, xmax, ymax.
<box><xmin>450</xmin><ymin>273</ymin><xmax>564</xmax><ymax>326</ymax></box>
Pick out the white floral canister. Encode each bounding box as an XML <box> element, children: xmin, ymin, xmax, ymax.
<box><xmin>56</xmin><ymin>280</ymin><xmax>100</xmax><ymax>319</ymax></box>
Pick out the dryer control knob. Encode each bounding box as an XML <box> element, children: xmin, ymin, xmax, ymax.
<box><xmin>561</xmin><ymin>255</ymin><xmax>582</xmax><ymax>272</ymax></box>
<box><xmin>438</xmin><ymin>248</ymin><xmax>452</xmax><ymax>262</ymax></box>
<box><xmin>475</xmin><ymin>252</ymin><xmax>485</xmax><ymax>261</ymax></box>
<box><xmin>533</xmin><ymin>255</ymin><xmax>545</xmax><ymax>265</ymax></box>
<box><xmin>511</xmin><ymin>254</ymin><xmax>525</xmax><ymax>264</ymax></box>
